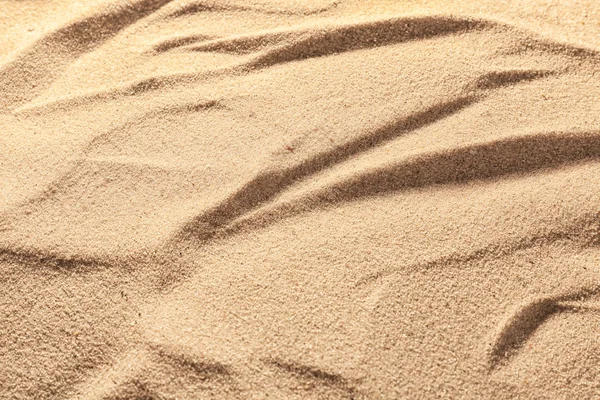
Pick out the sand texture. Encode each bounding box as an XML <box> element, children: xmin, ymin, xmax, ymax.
<box><xmin>1</xmin><ymin>0</ymin><xmax>600</xmax><ymax>398</ymax></box>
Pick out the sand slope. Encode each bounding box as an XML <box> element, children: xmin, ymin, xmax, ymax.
<box><xmin>1</xmin><ymin>0</ymin><xmax>600</xmax><ymax>398</ymax></box>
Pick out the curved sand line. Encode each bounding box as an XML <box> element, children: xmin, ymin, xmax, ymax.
<box><xmin>487</xmin><ymin>285</ymin><xmax>600</xmax><ymax>369</ymax></box>
<box><xmin>163</xmin><ymin>0</ymin><xmax>341</xmax><ymax>18</ymax></box>
<box><xmin>0</xmin><ymin>72</ymin><xmax>567</xmax><ymax>267</ymax></box>
<box><xmin>71</xmin><ymin>343</ymin><xmax>360</xmax><ymax>399</ymax></box>
<box><xmin>68</xmin><ymin>344</ymin><xmax>235</xmax><ymax>400</ymax></box>
<box><xmin>207</xmin><ymin>131</ymin><xmax>600</xmax><ymax>243</ymax></box>
<box><xmin>13</xmin><ymin>14</ymin><xmax>489</xmax><ymax>113</ymax></box>
<box><xmin>0</xmin><ymin>0</ymin><xmax>176</xmax><ymax>111</ymax></box>
<box><xmin>175</xmin><ymin>66</ymin><xmax>561</xmax><ymax>243</ymax></box>
<box><xmin>12</xmin><ymin>13</ymin><xmax>597</xmax><ymax>115</ymax></box>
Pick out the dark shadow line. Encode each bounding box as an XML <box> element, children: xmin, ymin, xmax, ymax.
<box><xmin>264</xmin><ymin>357</ymin><xmax>358</xmax><ymax>394</ymax></box>
<box><xmin>179</xmin><ymin>95</ymin><xmax>481</xmax><ymax>240</ymax></box>
<box><xmin>0</xmin><ymin>247</ymin><xmax>114</xmax><ymax>270</ymax></box>
<box><xmin>165</xmin><ymin>0</ymin><xmax>340</xmax><ymax>18</ymax></box>
<box><xmin>0</xmin><ymin>0</ymin><xmax>176</xmax><ymax>111</ymax></box>
<box><xmin>217</xmin><ymin>131</ymin><xmax>600</xmax><ymax>242</ymax></box>
<box><xmin>488</xmin><ymin>285</ymin><xmax>600</xmax><ymax>369</ymax></box>
<box><xmin>151</xmin><ymin>345</ymin><xmax>233</xmax><ymax>378</ymax></box>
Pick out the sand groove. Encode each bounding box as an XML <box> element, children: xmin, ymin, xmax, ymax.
<box><xmin>0</xmin><ymin>0</ymin><xmax>176</xmax><ymax>111</ymax></box>
<box><xmin>72</xmin><ymin>345</ymin><xmax>236</xmax><ymax>400</ymax></box>
<box><xmin>13</xmin><ymin>14</ymin><xmax>489</xmax><ymax>112</ymax></box>
<box><xmin>487</xmin><ymin>286</ymin><xmax>600</xmax><ymax>369</ymax></box>
<box><xmin>209</xmin><ymin>132</ymin><xmax>600</xmax><ymax>243</ymax></box>
<box><xmin>14</xmin><ymin>13</ymin><xmax>596</xmax><ymax>114</ymax></box>
<box><xmin>470</xmin><ymin>69</ymin><xmax>557</xmax><ymax>90</ymax></box>
<box><xmin>164</xmin><ymin>0</ymin><xmax>340</xmax><ymax>18</ymax></box>
<box><xmin>178</xmin><ymin>95</ymin><xmax>480</xmax><ymax>241</ymax></box>
<box><xmin>151</xmin><ymin>34</ymin><xmax>217</xmax><ymax>53</ymax></box>
<box><xmin>179</xmin><ymin>75</ymin><xmax>577</xmax><ymax>243</ymax></box>
<box><xmin>264</xmin><ymin>358</ymin><xmax>360</xmax><ymax>397</ymax></box>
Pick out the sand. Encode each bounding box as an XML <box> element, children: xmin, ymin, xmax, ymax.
<box><xmin>1</xmin><ymin>0</ymin><xmax>599</xmax><ymax>398</ymax></box>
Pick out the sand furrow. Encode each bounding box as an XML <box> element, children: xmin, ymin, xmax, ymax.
<box><xmin>177</xmin><ymin>95</ymin><xmax>480</xmax><ymax>241</ymax></box>
<box><xmin>487</xmin><ymin>286</ymin><xmax>600</xmax><ymax>369</ymax></box>
<box><xmin>208</xmin><ymin>132</ymin><xmax>600</xmax><ymax>243</ymax></box>
<box><xmin>0</xmin><ymin>0</ymin><xmax>177</xmax><ymax>111</ymax></box>
<box><xmin>164</xmin><ymin>0</ymin><xmax>340</xmax><ymax>18</ymax></box>
<box><xmin>15</xmin><ymin>13</ymin><xmax>596</xmax><ymax>115</ymax></box>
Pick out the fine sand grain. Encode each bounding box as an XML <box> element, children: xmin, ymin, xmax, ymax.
<box><xmin>1</xmin><ymin>0</ymin><xmax>600</xmax><ymax>398</ymax></box>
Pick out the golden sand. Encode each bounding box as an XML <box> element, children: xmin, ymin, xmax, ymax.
<box><xmin>1</xmin><ymin>0</ymin><xmax>600</xmax><ymax>398</ymax></box>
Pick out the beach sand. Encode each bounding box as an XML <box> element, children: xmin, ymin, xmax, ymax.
<box><xmin>1</xmin><ymin>0</ymin><xmax>600</xmax><ymax>398</ymax></box>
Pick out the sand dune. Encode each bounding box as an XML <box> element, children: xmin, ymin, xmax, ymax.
<box><xmin>1</xmin><ymin>0</ymin><xmax>600</xmax><ymax>398</ymax></box>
